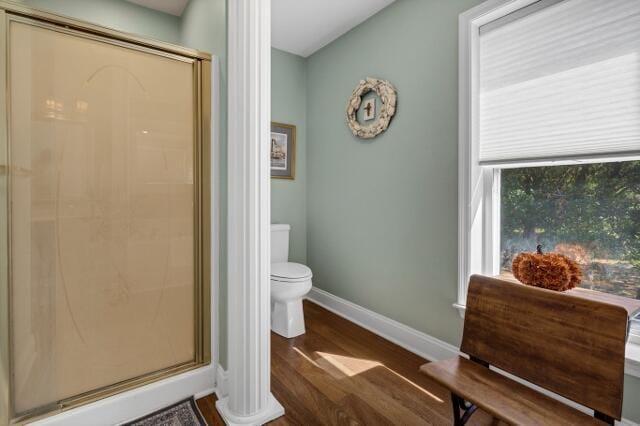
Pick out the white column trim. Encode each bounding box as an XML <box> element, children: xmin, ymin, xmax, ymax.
<box><xmin>216</xmin><ymin>0</ymin><xmax>284</xmax><ymax>424</ymax></box>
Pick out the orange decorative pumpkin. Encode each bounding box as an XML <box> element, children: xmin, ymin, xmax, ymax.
<box><xmin>512</xmin><ymin>245</ymin><xmax>582</xmax><ymax>291</ymax></box>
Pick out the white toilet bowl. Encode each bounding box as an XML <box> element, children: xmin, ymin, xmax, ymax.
<box><xmin>270</xmin><ymin>262</ymin><xmax>312</xmax><ymax>338</ymax></box>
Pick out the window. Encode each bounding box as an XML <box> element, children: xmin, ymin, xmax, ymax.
<box><xmin>458</xmin><ymin>0</ymin><xmax>640</xmax><ymax>344</ymax></box>
<box><xmin>500</xmin><ymin>162</ymin><xmax>640</xmax><ymax>300</ymax></box>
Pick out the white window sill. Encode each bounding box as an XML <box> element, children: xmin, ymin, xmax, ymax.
<box><xmin>626</xmin><ymin>342</ymin><xmax>640</xmax><ymax>378</ymax></box>
<box><xmin>453</xmin><ymin>302</ymin><xmax>466</xmax><ymax>318</ymax></box>
<box><xmin>453</xmin><ymin>303</ymin><xmax>640</xmax><ymax>379</ymax></box>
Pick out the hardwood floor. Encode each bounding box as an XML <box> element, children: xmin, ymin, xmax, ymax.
<box><xmin>197</xmin><ymin>300</ymin><xmax>500</xmax><ymax>425</ymax></box>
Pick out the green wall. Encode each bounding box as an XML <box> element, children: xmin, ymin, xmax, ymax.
<box><xmin>271</xmin><ymin>48</ymin><xmax>307</xmax><ymax>264</ymax></box>
<box><xmin>306</xmin><ymin>0</ymin><xmax>477</xmax><ymax>347</ymax></box>
<box><xmin>302</xmin><ymin>0</ymin><xmax>640</xmax><ymax>421</ymax></box>
<box><xmin>20</xmin><ymin>0</ymin><xmax>181</xmax><ymax>44</ymax></box>
<box><xmin>624</xmin><ymin>382</ymin><xmax>640</xmax><ymax>424</ymax></box>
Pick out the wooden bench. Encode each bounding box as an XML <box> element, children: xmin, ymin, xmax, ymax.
<box><xmin>421</xmin><ymin>275</ymin><xmax>628</xmax><ymax>425</ymax></box>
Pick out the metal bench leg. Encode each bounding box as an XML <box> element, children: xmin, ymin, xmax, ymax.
<box><xmin>450</xmin><ymin>393</ymin><xmax>478</xmax><ymax>426</ymax></box>
<box><xmin>594</xmin><ymin>411</ymin><xmax>615</xmax><ymax>425</ymax></box>
<box><xmin>451</xmin><ymin>393</ymin><xmax>463</xmax><ymax>426</ymax></box>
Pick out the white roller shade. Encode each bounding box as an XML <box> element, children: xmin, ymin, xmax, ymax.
<box><xmin>479</xmin><ymin>0</ymin><xmax>640</xmax><ymax>165</ymax></box>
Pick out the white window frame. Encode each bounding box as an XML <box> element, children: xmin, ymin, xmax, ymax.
<box><xmin>458</xmin><ymin>0</ymin><xmax>640</xmax><ymax>374</ymax></box>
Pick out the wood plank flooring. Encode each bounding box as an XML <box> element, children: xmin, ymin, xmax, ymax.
<box><xmin>197</xmin><ymin>300</ymin><xmax>501</xmax><ymax>425</ymax></box>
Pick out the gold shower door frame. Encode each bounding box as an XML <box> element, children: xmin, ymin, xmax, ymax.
<box><xmin>0</xmin><ymin>2</ymin><xmax>211</xmax><ymax>424</ymax></box>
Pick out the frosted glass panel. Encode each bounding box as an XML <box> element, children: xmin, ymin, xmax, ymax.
<box><xmin>9</xmin><ymin>21</ymin><xmax>196</xmax><ymax>414</ymax></box>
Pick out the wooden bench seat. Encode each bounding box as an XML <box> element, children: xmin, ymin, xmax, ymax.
<box><xmin>420</xmin><ymin>275</ymin><xmax>629</xmax><ymax>425</ymax></box>
<box><xmin>421</xmin><ymin>357</ymin><xmax>602</xmax><ymax>425</ymax></box>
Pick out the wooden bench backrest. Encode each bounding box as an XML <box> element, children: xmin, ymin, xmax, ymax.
<box><xmin>461</xmin><ymin>275</ymin><xmax>628</xmax><ymax>420</ymax></box>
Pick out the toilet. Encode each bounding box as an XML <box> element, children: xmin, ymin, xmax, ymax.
<box><xmin>271</xmin><ymin>224</ymin><xmax>313</xmax><ymax>338</ymax></box>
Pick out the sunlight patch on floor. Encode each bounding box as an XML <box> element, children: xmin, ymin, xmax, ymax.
<box><xmin>315</xmin><ymin>352</ymin><xmax>381</xmax><ymax>377</ymax></box>
<box><xmin>292</xmin><ymin>347</ymin><xmax>443</xmax><ymax>403</ymax></box>
<box><xmin>292</xmin><ymin>346</ymin><xmax>321</xmax><ymax>368</ymax></box>
<box><xmin>385</xmin><ymin>367</ymin><xmax>444</xmax><ymax>403</ymax></box>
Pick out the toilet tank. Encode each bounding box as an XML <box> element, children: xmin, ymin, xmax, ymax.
<box><xmin>271</xmin><ymin>224</ymin><xmax>290</xmax><ymax>263</ymax></box>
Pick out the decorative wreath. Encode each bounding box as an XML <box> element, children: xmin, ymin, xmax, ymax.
<box><xmin>346</xmin><ymin>77</ymin><xmax>397</xmax><ymax>139</ymax></box>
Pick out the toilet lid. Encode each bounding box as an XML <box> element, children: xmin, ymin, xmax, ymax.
<box><xmin>271</xmin><ymin>262</ymin><xmax>312</xmax><ymax>280</ymax></box>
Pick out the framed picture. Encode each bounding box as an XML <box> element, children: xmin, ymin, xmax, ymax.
<box><xmin>271</xmin><ymin>122</ymin><xmax>296</xmax><ymax>179</ymax></box>
<box><xmin>363</xmin><ymin>97</ymin><xmax>376</xmax><ymax>121</ymax></box>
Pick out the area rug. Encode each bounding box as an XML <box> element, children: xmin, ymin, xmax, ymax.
<box><xmin>122</xmin><ymin>397</ymin><xmax>207</xmax><ymax>426</ymax></box>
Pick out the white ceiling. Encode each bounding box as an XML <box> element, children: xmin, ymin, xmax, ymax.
<box><xmin>123</xmin><ymin>0</ymin><xmax>395</xmax><ymax>56</ymax></box>
<box><xmin>124</xmin><ymin>0</ymin><xmax>189</xmax><ymax>17</ymax></box>
<box><xmin>272</xmin><ymin>0</ymin><xmax>396</xmax><ymax>57</ymax></box>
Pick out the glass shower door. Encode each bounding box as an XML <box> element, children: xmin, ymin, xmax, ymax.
<box><xmin>5</xmin><ymin>13</ymin><xmax>210</xmax><ymax>420</ymax></box>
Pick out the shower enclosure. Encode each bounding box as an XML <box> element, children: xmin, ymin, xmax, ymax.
<box><xmin>0</xmin><ymin>3</ymin><xmax>211</xmax><ymax>423</ymax></box>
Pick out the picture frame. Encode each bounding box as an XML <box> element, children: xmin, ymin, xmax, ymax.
<box><xmin>363</xmin><ymin>97</ymin><xmax>376</xmax><ymax>121</ymax></box>
<box><xmin>271</xmin><ymin>122</ymin><xmax>296</xmax><ymax>179</ymax></box>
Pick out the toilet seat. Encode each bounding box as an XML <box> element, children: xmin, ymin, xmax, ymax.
<box><xmin>271</xmin><ymin>262</ymin><xmax>312</xmax><ymax>283</ymax></box>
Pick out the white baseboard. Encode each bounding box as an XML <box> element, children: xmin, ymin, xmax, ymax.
<box><xmin>306</xmin><ymin>286</ymin><xmax>639</xmax><ymax>426</ymax></box>
<box><xmin>306</xmin><ymin>286</ymin><xmax>459</xmax><ymax>362</ymax></box>
<box><xmin>214</xmin><ymin>363</ymin><xmax>229</xmax><ymax>399</ymax></box>
<box><xmin>29</xmin><ymin>364</ymin><xmax>217</xmax><ymax>426</ymax></box>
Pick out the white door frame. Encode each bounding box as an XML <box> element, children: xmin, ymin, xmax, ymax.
<box><xmin>215</xmin><ymin>0</ymin><xmax>285</xmax><ymax>424</ymax></box>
